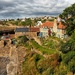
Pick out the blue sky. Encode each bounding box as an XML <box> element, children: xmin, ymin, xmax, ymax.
<box><xmin>0</xmin><ymin>0</ymin><xmax>75</xmax><ymax>19</ymax></box>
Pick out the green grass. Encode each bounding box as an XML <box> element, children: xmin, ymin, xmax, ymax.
<box><xmin>24</xmin><ymin>42</ymin><xmax>32</xmax><ymax>50</ymax></box>
<box><xmin>17</xmin><ymin>36</ymin><xmax>62</xmax><ymax>55</ymax></box>
<box><xmin>30</xmin><ymin>40</ymin><xmax>56</xmax><ymax>55</ymax></box>
<box><xmin>40</xmin><ymin>36</ymin><xmax>63</xmax><ymax>51</ymax></box>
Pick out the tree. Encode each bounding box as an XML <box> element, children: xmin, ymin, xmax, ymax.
<box><xmin>21</xmin><ymin>21</ymin><xmax>26</xmax><ymax>26</ymax></box>
<box><xmin>18</xmin><ymin>36</ymin><xmax>29</xmax><ymax>44</ymax></box>
<box><xmin>60</xmin><ymin>31</ymin><xmax>75</xmax><ymax>53</ymax></box>
<box><xmin>14</xmin><ymin>21</ymin><xmax>19</xmax><ymax>26</ymax></box>
<box><xmin>59</xmin><ymin>3</ymin><xmax>75</xmax><ymax>36</ymax></box>
<box><xmin>63</xmin><ymin>51</ymin><xmax>75</xmax><ymax>74</ymax></box>
<box><xmin>68</xmin><ymin>58</ymin><xmax>75</xmax><ymax>74</ymax></box>
<box><xmin>25</xmin><ymin>18</ymin><xmax>32</xmax><ymax>26</ymax></box>
<box><xmin>60</xmin><ymin>31</ymin><xmax>75</xmax><ymax>74</ymax></box>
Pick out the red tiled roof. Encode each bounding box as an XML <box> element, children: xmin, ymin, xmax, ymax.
<box><xmin>30</xmin><ymin>27</ymin><xmax>40</xmax><ymax>32</ymax></box>
<box><xmin>41</xmin><ymin>21</ymin><xmax>66</xmax><ymax>29</ymax></box>
<box><xmin>57</xmin><ymin>22</ymin><xmax>66</xmax><ymax>29</ymax></box>
<box><xmin>41</xmin><ymin>21</ymin><xmax>54</xmax><ymax>28</ymax></box>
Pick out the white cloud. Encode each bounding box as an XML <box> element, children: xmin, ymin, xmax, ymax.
<box><xmin>66</xmin><ymin>0</ymin><xmax>75</xmax><ymax>4</ymax></box>
<box><xmin>0</xmin><ymin>0</ymin><xmax>72</xmax><ymax>19</ymax></box>
<box><xmin>34</xmin><ymin>0</ymin><xmax>50</xmax><ymax>5</ymax></box>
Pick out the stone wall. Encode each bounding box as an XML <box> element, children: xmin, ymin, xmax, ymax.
<box><xmin>15</xmin><ymin>32</ymin><xmax>37</xmax><ymax>38</ymax></box>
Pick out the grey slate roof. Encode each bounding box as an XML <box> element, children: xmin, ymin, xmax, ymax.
<box><xmin>15</xmin><ymin>28</ymin><xmax>29</xmax><ymax>32</ymax></box>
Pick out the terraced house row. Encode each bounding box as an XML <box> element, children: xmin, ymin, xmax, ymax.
<box><xmin>15</xmin><ymin>19</ymin><xmax>68</xmax><ymax>39</ymax></box>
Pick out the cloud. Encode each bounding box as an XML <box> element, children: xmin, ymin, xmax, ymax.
<box><xmin>0</xmin><ymin>0</ymin><xmax>70</xmax><ymax>19</ymax></box>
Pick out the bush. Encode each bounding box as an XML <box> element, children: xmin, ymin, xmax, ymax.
<box><xmin>58</xmin><ymin>71</ymin><xmax>67</xmax><ymax>75</ymax></box>
<box><xmin>30</xmin><ymin>40</ymin><xmax>56</xmax><ymax>54</ymax></box>
<box><xmin>42</xmin><ymin>68</ymin><xmax>54</xmax><ymax>75</ymax></box>
<box><xmin>68</xmin><ymin>57</ymin><xmax>75</xmax><ymax>74</ymax></box>
<box><xmin>52</xmin><ymin>32</ymin><xmax>56</xmax><ymax>36</ymax></box>
<box><xmin>34</xmin><ymin>54</ymin><xmax>42</xmax><ymax>62</ymax></box>
<box><xmin>63</xmin><ymin>51</ymin><xmax>75</xmax><ymax>73</ymax></box>
<box><xmin>63</xmin><ymin>51</ymin><xmax>75</xmax><ymax>64</ymax></box>
<box><xmin>60</xmin><ymin>41</ymin><xmax>71</xmax><ymax>53</ymax></box>
<box><xmin>18</xmin><ymin>36</ymin><xmax>29</xmax><ymax>44</ymax></box>
<box><xmin>60</xmin><ymin>32</ymin><xmax>75</xmax><ymax>53</ymax></box>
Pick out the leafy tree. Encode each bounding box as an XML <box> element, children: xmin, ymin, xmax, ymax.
<box><xmin>60</xmin><ymin>31</ymin><xmax>75</xmax><ymax>53</ymax></box>
<box><xmin>0</xmin><ymin>20</ymin><xmax>7</xmax><ymax>25</ymax></box>
<box><xmin>18</xmin><ymin>36</ymin><xmax>29</xmax><ymax>44</ymax></box>
<box><xmin>68</xmin><ymin>58</ymin><xmax>75</xmax><ymax>74</ymax></box>
<box><xmin>25</xmin><ymin>18</ymin><xmax>32</xmax><ymax>27</ymax></box>
<box><xmin>60</xmin><ymin>31</ymin><xmax>75</xmax><ymax>74</ymax></box>
<box><xmin>59</xmin><ymin>3</ymin><xmax>75</xmax><ymax>36</ymax></box>
<box><xmin>60</xmin><ymin>41</ymin><xmax>71</xmax><ymax>53</ymax></box>
<box><xmin>63</xmin><ymin>51</ymin><xmax>75</xmax><ymax>64</ymax></box>
<box><xmin>58</xmin><ymin>71</ymin><xmax>67</xmax><ymax>75</ymax></box>
<box><xmin>34</xmin><ymin>18</ymin><xmax>42</xmax><ymax>23</ymax></box>
<box><xmin>21</xmin><ymin>21</ymin><xmax>26</xmax><ymax>26</ymax></box>
<box><xmin>62</xmin><ymin>51</ymin><xmax>75</xmax><ymax>74</ymax></box>
<box><xmin>42</xmin><ymin>19</ymin><xmax>46</xmax><ymax>23</ymax></box>
<box><xmin>42</xmin><ymin>68</ymin><xmax>54</xmax><ymax>75</ymax></box>
<box><xmin>14</xmin><ymin>21</ymin><xmax>19</xmax><ymax>26</ymax></box>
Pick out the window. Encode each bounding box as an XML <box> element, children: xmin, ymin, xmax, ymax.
<box><xmin>57</xmin><ymin>29</ymin><xmax>60</xmax><ymax>32</ymax></box>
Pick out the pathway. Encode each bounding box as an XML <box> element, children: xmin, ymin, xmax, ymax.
<box><xmin>33</xmin><ymin>37</ymin><xmax>42</xmax><ymax>45</ymax></box>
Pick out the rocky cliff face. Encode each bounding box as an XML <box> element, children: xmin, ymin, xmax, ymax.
<box><xmin>0</xmin><ymin>57</ymin><xmax>10</xmax><ymax>75</ymax></box>
<box><xmin>0</xmin><ymin>40</ymin><xmax>26</xmax><ymax>75</ymax></box>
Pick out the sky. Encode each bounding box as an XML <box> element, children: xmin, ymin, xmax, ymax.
<box><xmin>0</xmin><ymin>0</ymin><xmax>75</xmax><ymax>19</ymax></box>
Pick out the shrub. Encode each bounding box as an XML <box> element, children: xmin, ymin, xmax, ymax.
<box><xmin>63</xmin><ymin>51</ymin><xmax>75</xmax><ymax>73</ymax></box>
<box><xmin>18</xmin><ymin>36</ymin><xmax>29</xmax><ymax>44</ymax></box>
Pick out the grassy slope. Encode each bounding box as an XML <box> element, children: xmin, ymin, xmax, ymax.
<box><xmin>30</xmin><ymin>39</ymin><xmax>56</xmax><ymax>55</ymax></box>
<box><xmin>22</xmin><ymin>36</ymin><xmax>63</xmax><ymax>55</ymax></box>
<box><xmin>22</xmin><ymin>51</ymin><xmax>60</xmax><ymax>75</ymax></box>
<box><xmin>17</xmin><ymin>36</ymin><xmax>65</xmax><ymax>75</ymax></box>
